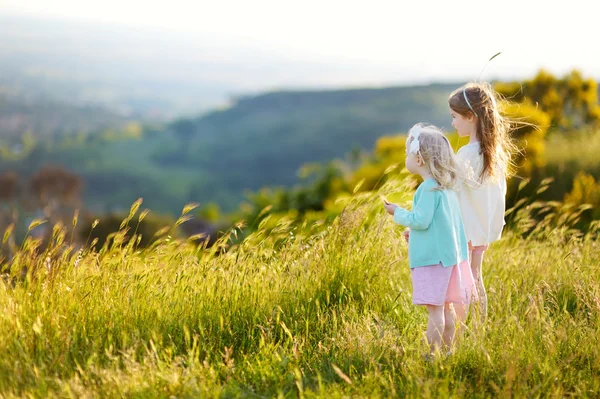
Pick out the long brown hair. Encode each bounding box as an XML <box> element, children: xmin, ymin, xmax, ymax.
<box><xmin>448</xmin><ymin>82</ymin><xmax>517</xmax><ymax>182</ymax></box>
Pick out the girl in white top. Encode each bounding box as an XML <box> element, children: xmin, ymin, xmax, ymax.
<box><xmin>448</xmin><ymin>82</ymin><xmax>517</xmax><ymax>321</ymax></box>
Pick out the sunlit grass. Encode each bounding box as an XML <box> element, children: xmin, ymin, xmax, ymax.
<box><xmin>0</xmin><ymin>177</ymin><xmax>599</xmax><ymax>398</ymax></box>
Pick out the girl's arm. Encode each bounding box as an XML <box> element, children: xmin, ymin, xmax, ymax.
<box><xmin>393</xmin><ymin>190</ymin><xmax>438</xmax><ymax>230</ymax></box>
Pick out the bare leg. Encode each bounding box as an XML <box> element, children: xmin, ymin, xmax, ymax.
<box><xmin>470</xmin><ymin>250</ymin><xmax>487</xmax><ymax>322</ymax></box>
<box><xmin>442</xmin><ymin>303</ymin><xmax>456</xmax><ymax>349</ymax></box>
<box><xmin>425</xmin><ymin>305</ymin><xmax>445</xmax><ymax>354</ymax></box>
<box><xmin>452</xmin><ymin>302</ymin><xmax>469</xmax><ymax>343</ymax></box>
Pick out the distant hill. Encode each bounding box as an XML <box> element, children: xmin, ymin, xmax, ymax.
<box><xmin>0</xmin><ymin>94</ymin><xmax>130</xmax><ymax>144</ymax></box>
<box><xmin>0</xmin><ymin>83</ymin><xmax>461</xmax><ymax>215</ymax></box>
<box><xmin>158</xmin><ymin>83</ymin><xmax>458</xmax><ymax>193</ymax></box>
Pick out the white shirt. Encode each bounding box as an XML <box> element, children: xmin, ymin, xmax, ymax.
<box><xmin>456</xmin><ymin>142</ymin><xmax>506</xmax><ymax>246</ymax></box>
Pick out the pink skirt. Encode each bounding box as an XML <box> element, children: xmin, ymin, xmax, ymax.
<box><xmin>410</xmin><ymin>260</ymin><xmax>476</xmax><ymax>306</ymax></box>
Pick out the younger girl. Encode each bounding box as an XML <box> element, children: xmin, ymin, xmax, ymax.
<box><xmin>383</xmin><ymin>124</ymin><xmax>476</xmax><ymax>356</ymax></box>
<box><xmin>448</xmin><ymin>82</ymin><xmax>515</xmax><ymax>321</ymax></box>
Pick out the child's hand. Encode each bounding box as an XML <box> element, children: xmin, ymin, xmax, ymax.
<box><xmin>403</xmin><ymin>228</ymin><xmax>410</xmax><ymax>243</ymax></box>
<box><xmin>383</xmin><ymin>201</ymin><xmax>398</xmax><ymax>215</ymax></box>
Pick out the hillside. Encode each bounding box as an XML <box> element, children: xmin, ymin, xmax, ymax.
<box><xmin>0</xmin><ymin>83</ymin><xmax>460</xmax><ymax>214</ymax></box>
<box><xmin>0</xmin><ymin>94</ymin><xmax>130</xmax><ymax>144</ymax></box>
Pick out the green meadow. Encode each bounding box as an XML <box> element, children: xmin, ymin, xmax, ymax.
<box><xmin>1</xmin><ymin>175</ymin><xmax>598</xmax><ymax>398</ymax></box>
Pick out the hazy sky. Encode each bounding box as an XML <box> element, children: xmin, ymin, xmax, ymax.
<box><xmin>1</xmin><ymin>0</ymin><xmax>598</xmax><ymax>87</ymax></box>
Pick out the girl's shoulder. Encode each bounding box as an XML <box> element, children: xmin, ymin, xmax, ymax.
<box><xmin>420</xmin><ymin>177</ymin><xmax>440</xmax><ymax>189</ymax></box>
<box><xmin>457</xmin><ymin>142</ymin><xmax>481</xmax><ymax>156</ymax></box>
<box><xmin>417</xmin><ymin>178</ymin><xmax>444</xmax><ymax>197</ymax></box>
<box><xmin>457</xmin><ymin>143</ymin><xmax>482</xmax><ymax>166</ymax></box>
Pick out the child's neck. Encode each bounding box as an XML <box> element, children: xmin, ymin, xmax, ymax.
<box><xmin>469</xmin><ymin>130</ymin><xmax>479</xmax><ymax>143</ymax></box>
<box><xmin>419</xmin><ymin>170</ymin><xmax>433</xmax><ymax>181</ymax></box>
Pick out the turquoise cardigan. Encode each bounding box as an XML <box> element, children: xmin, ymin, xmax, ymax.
<box><xmin>393</xmin><ymin>178</ymin><xmax>469</xmax><ymax>268</ymax></box>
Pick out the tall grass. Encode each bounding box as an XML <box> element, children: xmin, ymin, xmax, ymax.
<box><xmin>0</xmin><ymin>177</ymin><xmax>599</xmax><ymax>398</ymax></box>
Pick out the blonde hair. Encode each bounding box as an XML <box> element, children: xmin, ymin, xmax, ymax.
<box><xmin>448</xmin><ymin>81</ymin><xmax>517</xmax><ymax>182</ymax></box>
<box><xmin>408</xmin><ymin>124</ymin><xmax>465</xmax><ymax>191</ymax></box>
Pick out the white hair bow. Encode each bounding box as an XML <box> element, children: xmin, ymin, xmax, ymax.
<box><xmin>408</xmin><ymin>125</ymin><xmax>422</xmax><ymax>154</ymax></box>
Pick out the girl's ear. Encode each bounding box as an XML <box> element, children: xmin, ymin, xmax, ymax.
<box><xmin>416</xmin><ymin>153</ymin><xmax>424</xmax><ymax>166</ymax></box>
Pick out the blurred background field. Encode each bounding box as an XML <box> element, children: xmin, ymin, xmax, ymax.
<box><xmin>1</xmin><ymin>62</ymin><xmax>598</xmax><ymax>246</ymax></box>
<box><xmin>1</xmin><ymin>4</ymin><xmax>599</xmax><ymax>245</ymax></box>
